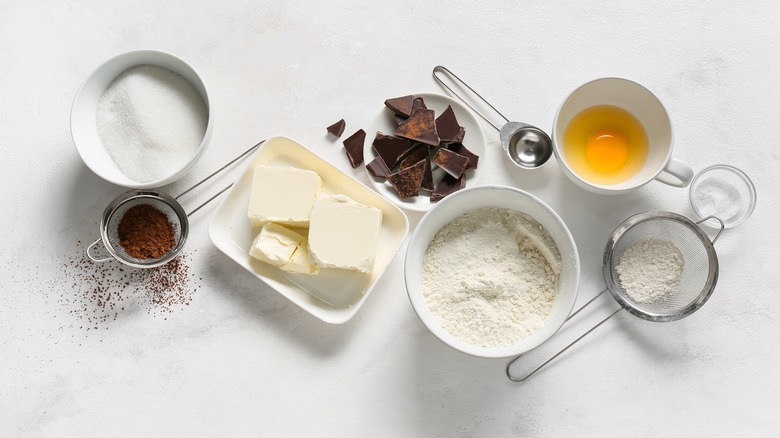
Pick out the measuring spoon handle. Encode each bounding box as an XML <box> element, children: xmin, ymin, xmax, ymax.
<box><xmin>432</xmin><ymin>65</ymin><xmax>509</xmax><ymax>131</ymax></box>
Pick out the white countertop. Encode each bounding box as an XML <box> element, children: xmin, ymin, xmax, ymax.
<box><xmin>2</xmin><ymin>1</ymin><xmax>779</xmax><ymax>436</ymax></box>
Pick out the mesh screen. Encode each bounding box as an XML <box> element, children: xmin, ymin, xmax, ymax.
<box><xmin>607</xmin><ymin>217</ymin><xmax>714</xmax><ymax>318</ymax></box>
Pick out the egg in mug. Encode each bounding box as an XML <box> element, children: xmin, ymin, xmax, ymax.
<box><xmin>562</xmin><ymin>105</ymin><xmax>648</xmax><ymax>185</ymax></box>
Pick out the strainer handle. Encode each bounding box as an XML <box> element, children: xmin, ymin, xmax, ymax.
<box><xmin>86</xmin><ymin>238</ymin><xmax>113</xmax><ymax>263</ymax></box>
<box><xmin>696</xmin><ymin>215</ymin><xmax>725</xmax><ymax>244</ymax></box>
<box><xmin>506</xmin><ymin>289</ymin><xmax>621</xmax><ymax>382</ymax></box>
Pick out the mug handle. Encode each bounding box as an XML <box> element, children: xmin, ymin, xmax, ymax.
<box><xmin>655</xmin><ymin>158</ymin><xmax>694</xmax><ymax>188</ymax></box>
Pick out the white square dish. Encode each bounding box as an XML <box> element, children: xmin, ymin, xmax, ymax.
<box><xmin>208</xmin><ymin>136</ymin><xmax>410</xmax><ymax>324</ymax></box>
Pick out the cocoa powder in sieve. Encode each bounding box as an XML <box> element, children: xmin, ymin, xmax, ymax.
<box><xmin>118</xmin><ymin>204</ymin><xmax>176</xmax><ymax>259</ymax></box>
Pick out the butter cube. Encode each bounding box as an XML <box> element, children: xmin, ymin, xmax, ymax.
<box><xmin>249</xmin><ymin>223</ymin><xmax>319</xmax><ymax>274</ymax></box>
<box><xmin>247</xmin><ymin>165</ymin><xmax>322</xmax><ymax>227</ymax></box>
<box><xmin>283</xmin><ymin>237</ymin><xmax>319</xmax><ymax>275</ymax></box>
<box><xmin>308</xmin><ymin>195</ymin><xmax>383</xmax><ymax>273</ymax></box>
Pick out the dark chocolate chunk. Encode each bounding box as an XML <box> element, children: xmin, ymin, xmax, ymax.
<box><xmin>395</xmin><ymin>108</ymin><xmax>440</xmax><ymax>146</ymax></box>
<box><xmin>411</xmin><ymin>97</ymin><xmax>427</xmax><ymax>114</ymax></box>
<box><xmin>366</xmin><ymin>156</ymin><xmax>391</xmax><ymax>179</ymax></box>
<box><xmin>384</xmin><ymin>95</ymin><xmax>415</xmax><ymax>117</ymax></box>
<box><xmin>326</xmin><ymin>119</ymin><xmax>346</xmax><ymax>138</ymax></box>
<box><xmin>431</xmin><ymin>148</ymin><xmax>469</xmax><ymax>178</ymax></box>
<box><xmin>399</xmin><ymin>144</ymin><xmax>429</xmax><ymax>170</ymax></box>
<box><xmin>435</xmin><ymin>105</ymin><xmax>465</xmax><ymax>143</ymax></box>
<box><xmin>430</xmin><ymin>174</ymin><xmax>466</xmax><ymax>202</ymax></box>
<box><xmin>387</xmin><ymin>160</ymin><xmax>425</xmax><ymax>198</ymax></box>
<box><xmin>343</xmin><ymin>129</ymin><xmax>366</xmax><ymax>168</ymax></box>
<box><xmin>421</xmin><ymin>156</ymin><xmax>434</xmax><ymax>192</ymax></box>
<box><xmin>371</xmin><ymin>132</ymin><xmax>416</xmax><ymax>168</ymax></box>
<box><xmin>395</xmin><ymin>114</ymin><xmax>407</xmax><ymax>126</ymax></box>
<box><xmin>448</xmin><ymin>142</ymin><xmax>479</xmax><ymax>170</ymax></box>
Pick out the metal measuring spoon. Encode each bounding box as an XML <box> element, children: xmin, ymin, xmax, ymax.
<box><xmin>433</xmin><ymin>66</ymin><xmax>553</xmax><ymax>169</ymax></box>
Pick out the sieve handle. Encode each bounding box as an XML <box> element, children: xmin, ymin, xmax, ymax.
<box><xmin>506</xmin><ymin>288</ymin><xmax>619</xmax><ymax>382</ymax></box>
<box><xmin>86</xmin><ymin>238</ymin><xmax>113</xmax><ymax>263</ymax></box>
<box><xmin>696</xmin><ymin>215</ymin><xmax>725</xmax><ymax>244</ymax></box>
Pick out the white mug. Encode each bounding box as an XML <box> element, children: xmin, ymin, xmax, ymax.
<box><xmin>552</xmin><ymin>77</ymin><xmax>693</xmax><ymax>195</ymax></box>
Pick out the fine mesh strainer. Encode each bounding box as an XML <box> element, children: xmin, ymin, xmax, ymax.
<box><xmin>87</xmin><ymin>191</ymin><xmax>189</xmax><ymax>268</ymax></box>
<box><xmin>86</xmin><ymin>140</ymin><xmax>263</xmax><ymax>268</ymax></box>
<box><xmin>507</xmin><ymin>210</ymin><xmax>724</xmax><ymax>382</ymax></box>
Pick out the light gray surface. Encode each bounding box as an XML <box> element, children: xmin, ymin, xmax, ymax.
<box><xmin>2</xmin><ymin>1</ymin><xmax>778</xmax><ymax>436</ymax></box>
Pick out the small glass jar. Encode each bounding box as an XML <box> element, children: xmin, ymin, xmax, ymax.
<box><xmin>689</xmin><ymin>164</ymin><xmax>756</xmax><ymax>228</ymax></box>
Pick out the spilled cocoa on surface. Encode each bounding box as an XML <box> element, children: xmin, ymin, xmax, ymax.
<box><xmin>57</xmin><ymin>241</ymin><xmax>201</xmax><ymax>331</ymax></box>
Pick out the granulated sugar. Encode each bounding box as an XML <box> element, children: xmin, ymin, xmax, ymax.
<box><xmin>96</xmin><ymin>65</ymin><xmax>207</xmax><ymax>183</ymax></box>
<box><xmin>422</xmin><ymin>208</ymin><xmax>561</xmax><ymax>348</ymax></box>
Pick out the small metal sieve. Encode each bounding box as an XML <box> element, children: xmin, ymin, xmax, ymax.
<box><xmin>86</xmin><ymin>140</ymin><xmax>263</xmax><ymax>268</ymax></box>
<box><xmin>87</xmin><ymin>191</ymin><xmax>189</xmax><ymax>268</ymax></box>
<box><xmin>507</xmin><ymin>211</ymin><xmax>724</xmax><ymax>382</ymax></box>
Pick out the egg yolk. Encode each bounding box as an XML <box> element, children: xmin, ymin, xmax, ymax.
<box><xmin>585</xmin><ymin>130</ymin><xmax>629</xmax><ymax>173</ymax></box>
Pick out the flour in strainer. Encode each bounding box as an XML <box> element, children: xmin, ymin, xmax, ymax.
<box><xmin>616</xmin><ymin>239</ymin><xmax>685</xmax><ymax>304</ymax></box>
<box><xmin>422</xmin><ymin>208</ymin><xmax>561</xmax><ymax>348</ymax></box>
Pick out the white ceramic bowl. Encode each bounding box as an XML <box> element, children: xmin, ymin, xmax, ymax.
<box><xmin>404</xmin><ymin>185</ymin><xmax>580</xmax><ymax>358</ymax></box>
<box><xmin>71</xmin><ymin>49</ymin><xmax>213</xmax><ymax>188</ymax></box>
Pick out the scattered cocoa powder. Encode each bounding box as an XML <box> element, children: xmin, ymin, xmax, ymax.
<box><xmin>56</xmin><ymin>241</ymin><xmax>201</xmax><ymax>331</ymax></box>
<box><xmin>118</xmin><ymin>204</ymin><xmax>176</xmax><ymax>259</ymax></box>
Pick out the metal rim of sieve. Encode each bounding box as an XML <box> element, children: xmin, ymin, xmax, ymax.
<box><xmin>96</xmin><ymin>190</ymin><xmax>189</xmax><ymax>268</ymax></box>
<box><xmin>602</xmin><ymin>211</ymin><xmax>720</xmax><ymax>322</ymax></box>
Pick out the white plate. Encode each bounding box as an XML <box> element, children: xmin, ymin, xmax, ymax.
<box><xmin>363</xmin><ymin>92</ymin><xmax>486</xmax><ymax>212</ymax></box>
<box><xmin>208</xmin><ymin>136</ymin><xmax>410</xmax><ymax>324</ymax></box>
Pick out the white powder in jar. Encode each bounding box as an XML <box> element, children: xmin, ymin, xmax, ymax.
<box><xmin>96</xmin><ymin>65</ymin><xmax>208</xmax><ymax>183</ymax></box>
<box><xmin>616</xmin><ymin>239</ymin><xmax>685</xmax><ymax>304</ymax></box>
<box><xmin>692</xmin><ymin>177</ymin><xmax>742</xmax><ymax>221</ymax></box>
<box><xmin>421</xmin><ymin>208</ymin><xmax>561</xmax><ymax>348</ymax></box>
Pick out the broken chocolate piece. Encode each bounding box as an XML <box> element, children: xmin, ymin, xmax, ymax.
<box><xmin>431</xmin><ymin>148</ymin><xmax>469</xmax><ymax>178</ymax></box>
<box><xmin>411</xmin><ymin>97</ymin><xmax>427</xmax><ymax>114</ymax></box>
<box><xmin>395</xmin><ymin>108</ymin><xmax>440</xmax><ymax>146</ymax></box>
<box><xmin>387</xmin><ymin>159</ymin><xmax>425</xmax><ymax>198</ymax></box>
<box><xmin>430</xmin><ymin>174</ymin><xmax>466</xmax><ymax>202</ymax></box>
<box><xmin>384</xmin><ymin>95</ymin><xmax>415</xmax><ymax>117</ymax></box>
<box><xmin>372</xmin><ymin>132</ymin><xmax>416</xmax><ymax>168</ymax></box>
<box><xmin>366</xmin><ymin>156</ymin><xmax>391</xmax><ymax>178</ymax></box>
<box><xmin>421</xmin><ymin>156</ymin><xmax>434</xmax><ymax>191</ymax></box>
<box><xmin>395</xmin><ymin>114</ymin><xmax>407</xmax><ymax>126</ymax></box>
<box><xmin>326</xmin><ymin>119</ymin><xmax>346</xmax><ymax>138</ymax></box>
<box><xmin>448</xmin><ymin>142</ymin><xmax>479</xmax><ymax>170</ymax></box>
<box><xmin>399</xmin><ymin>144</ymin><xmax>429</xmax><ymax>170</ymax></box>
<box><xmin>435</xmin><ymin>105</ymin><xmax>465</xmax><ymax>143</ymax></box>
<box><xmin>343</xmin><ymin>129</ymin><xmax>366</xmax><ymax>168</ymax></box>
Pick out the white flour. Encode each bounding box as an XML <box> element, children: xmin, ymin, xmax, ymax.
<box><xmin>616</xmin><ymin>239</ymin><xmax>685</xmax><ymax>303</ymax></box>
<box><xmin>422</xmin><ymin>208</ymin><xmax>561</xmax><ymax>348</ymax></box>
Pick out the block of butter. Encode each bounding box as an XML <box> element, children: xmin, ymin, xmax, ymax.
<box><xmin>247</xmin><ymin>165</ymin><xmax>322</xmax><ymax>227</ymax></box>
<box><xmin>308</xmin><ymin>195</ymin><xmax>382</xmax><ymax>273</ymax></box>
<box><xmin>249</xmin><ymin>223</ymin><xmax>319</xmax><ymax>274</ymax></box>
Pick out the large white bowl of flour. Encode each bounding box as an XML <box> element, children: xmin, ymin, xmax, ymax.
<box><xmin>405</xmin><ymin>185</ymin><xmax>580</xmax><ymax>358</ymax></box>
<box><xmin>71</xmin><ymin>50</ymin><xmax>212</xmax><ymax>188</ymax></box>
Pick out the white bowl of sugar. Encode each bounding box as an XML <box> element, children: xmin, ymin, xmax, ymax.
<box><xmin>405</xmin><ymin>185</ymin><xmax>581</xmax><ymax>359</ymax></box>
<box><xmin>71</xmin><ymin>49</ymin><xmax>213</xmax><ymax>188</ymax></box>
